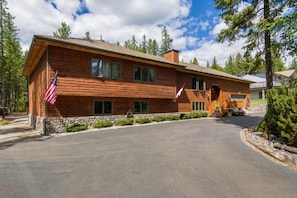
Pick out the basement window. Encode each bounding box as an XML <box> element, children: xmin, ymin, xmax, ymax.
<box><xmin>134</xmin><ymin>101</ymin><xmax>148</xmax><ymax>113</ymax></box>
<box><xmin>94</xmin><ymin>101</ymin><xmax>112</xmax><ymax>114</ymax></box>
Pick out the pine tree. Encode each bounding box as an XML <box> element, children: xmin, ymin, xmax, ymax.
<box><xmin>53</xmin><ymin>22</ymin><xmax>71</xmax><ymax>38</ymax></box>
<box><xmin>289</xmin><ymin>58</ymin><xmax>297</xmax><ymax>70</ymax></box>
<box><xmin>210</xmin><ymin>57</ymin><xmax>223</xmax><ymax>71</ymax></box>
<box><xmin>215</xmin><ymin>0</ymin><xmax>297</xmax><ymax>89</ymax></box>
<box><xmin>192</xmin><ymin>57</ymin><xmax>198</xmax><ymax>65</ymax></box>
<box><xmin>160</xmin><ymin>26</ymin><xmax>171</xmax><ymax>56</ymax></box>
<box><xmin>83</xmin><ymin>31</ymin><xmax>91</xmax><ymax>40</ymax></box>
<box><xmin>0</xmin><ymin>0</ymin><xmax>26</xmax><ymax>116</ymax></box>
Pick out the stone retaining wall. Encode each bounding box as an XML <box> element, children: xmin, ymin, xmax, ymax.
<box><xmin>248</xmin><ymin>103</ymin><xmax>267</xmax><ymax>112</ymax></box>
<box><xmin>44</xmin><ymin>112</ymin><xmax>181</xmax><ymax>134</ymax></box>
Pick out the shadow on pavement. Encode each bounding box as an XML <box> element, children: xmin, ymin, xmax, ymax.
<box><xmin>215</xmin><ymin>112</ymin><xmax>265</xmax><ymax>129</ymax></box>
<box><xmin>0</xmin><ymin>135</ymin><xmax>51</xmax><ymax>150</ymax></box>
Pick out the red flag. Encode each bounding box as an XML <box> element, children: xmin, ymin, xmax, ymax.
<box><xmin>175</xmin><ymin>83</ymin><xmax>185</xmax><ymax>100</ymax></box>
<box><xmin>44</xmin><ymin>73</ymin><xmax>58</xmax><ymax>105</ymax></box>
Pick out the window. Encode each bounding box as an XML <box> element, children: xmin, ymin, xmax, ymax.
<box><xmin>230</xmin><ymin>94</ymin><xmax>246</xmax><ymax>100</ymax></box>
<box><xmin>134</xmin><ymin>101</ymin><xmax>148</xmax><ymax>113</ymax></box>
<box><xmin>91</xmin><ymin>58</ymin><xmax>121</xmax><ymax>79</ymax></box>
<box><xmin>94</xmin><ymin>101</ymin><xmax>112</xmax><ymax>114</ymax></box>
<box><xmin>134</xmin><ymin>66</ymin><xmax>155</xmax><ymax>82</ymax></box>
<box><xmin>192</xmin><ymin>77</ymin><xmax>205</xmax><ymax>91</ymax></box>
<box><xmin>192</xmin><ymin>101</ymin><xmax>205</xmax><ymax>111</ymax></box>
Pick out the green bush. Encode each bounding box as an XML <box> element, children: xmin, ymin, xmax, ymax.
<box><xmin>180</xmin><ymin>113</ymin><xmax>192</xmax><ymax>119</ymax></box>
<box><xmin>152</xmin><ymin>115</ymin><xmax>167</xmax><ymax>122</ymax></box>
<box><xmin>165</xmin><ymin>114</ymin><xmax>180</xmax><ymax>121</ymax></box>
<box><xmin>116</xmin><ymin>118</ymin><xmax>134</xmax><ymax>126</ymax></box>
<box><xmin>64</xmin><ymin>123</ymin><xmax>88</xmax><ymax>132</ymax></box>
<box><xmin>135</xmin><ymin>117</ymin><xmax>151</xmax><ymax>124</ymax></box>
<box><xmin>265</xmin><ymin>79</ymin><xmax>297</xmax><ymax>145</ymax></box>
<box><xmin>93</xmin><ymin>120</ymin><xmax>113</xmax><ymax>128</ymax></box>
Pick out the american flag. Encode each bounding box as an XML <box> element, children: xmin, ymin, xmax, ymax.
<box><xmin>44</xmin><ymin>73</ymin><xmax>58</xmax><ymax>105</ymax></box>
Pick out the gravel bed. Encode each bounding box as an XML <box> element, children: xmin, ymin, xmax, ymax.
<box><xmin>243</xmin><ymin>128</ymin><xmax>297</xmax><ymax>169</ymax></box>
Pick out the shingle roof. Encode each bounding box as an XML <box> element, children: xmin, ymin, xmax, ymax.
<box><xmin>274</xmin><ymin>69</ymin><xmax>296</xmax><ymax>78</ymax></box>
<box><xmin>26</xmin><ymin>35</ymin><xmax>251</xmax><ymax>83</ymax></box>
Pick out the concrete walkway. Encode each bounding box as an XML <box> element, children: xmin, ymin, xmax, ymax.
<box><xmin>0</xmin><ymin>114</ymin><xmax>41</xmax><ymax>144</ymax></box>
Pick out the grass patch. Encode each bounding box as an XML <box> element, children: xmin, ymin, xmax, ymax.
<box><xmin>251</xmin><ymin>99</ymin><xmax>267</xmax><ymax>104</ymax></box>
<box><xmin>93</xmin><ymin>120</ymin><xmax>113</xmax><ymax>128</ymax></box>
<box><xmin>0</xmin><ymin>120</ymin><xmax>9</xmax><ymax>126</ymax></box>
<box><xmin>64</xmin><ymin>123</ymin><xmax>88</xmax><ymax>132</ymax></box>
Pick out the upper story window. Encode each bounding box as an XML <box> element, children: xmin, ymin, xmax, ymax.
<box><xmin>134</xmin><ymin>65</ymin><xmax>155</xmax><ymax>82</ymax></box>
<box><xmin>192</xmin><ymin>77</ymin><xmax>206</xmax><ymax>91</ymax></box>
<box><xmin>91</xmin><ymin>58</ymin><xmax>121</xmax><ymax>79</ymax></box>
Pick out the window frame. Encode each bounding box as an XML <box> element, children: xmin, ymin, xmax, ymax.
<box><xmin>91</xmin><ymin>58</ymin><xmax>121</xmax><ymax>80</ymax></box>
<box><xmin>191</xmin><ymin>101</ymin><xmax>206</xmax><ymax>111</ymax></box>
<box><xmin>94</xmin><ymin>100</ymin><xmax>113</xmax><ymax>115</ymax></box>
<box><xmin>134</xmin><ymin>65</ymin><xmax>156</xmax><ymax>83</ymax></box>
<box><xmin>192</xmin><ymin>77</ymin><xmax>206</xmax><ymax>91</ymax></box>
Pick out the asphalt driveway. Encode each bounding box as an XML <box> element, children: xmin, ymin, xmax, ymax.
<box><xmin>1</xmin><ymin>112</ymin><xmax>297</xmax><ymax>198</ymax></box>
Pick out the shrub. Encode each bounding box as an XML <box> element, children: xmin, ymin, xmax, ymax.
<box><xmin>135</xmin><ymin>117</ymin><xmax>151</xmax><ymax>124</ymax></box>
<box><xmin>93</xmin><ymin>120</ymin><xmax>113</xmax><ymax>128</ymax></box>
<box><xmin>64</xmin><ymin>123</ymin><xmax>88</xmax><ymax>132</ymax></box>
<box><xmin>152</xmin><ymin>115</ymin><xmax>167</xmax><ymax>122</ymax></box>
<box><xmin>265</xmin><ymin>79</ymin><xmax>297</xmax><ymax>145</ymax></box>
<box><xmin>116</xmin><ymin>118</ymin><xmax>134</xmax><ymax>126</ymax></box>
<box><xmin>165</xmin><ymin>114</ymin><xmax>180</xmax><ymax>121</ymax></box>
<box><xmin>189</xmin><ymin>111</ymin><xmax>202</xmax><ymax>118</ymax></box>
<box><xmin>180</xmin><ymin>113</ymin><xmax>192</xmax><ymax>120</ymax></box>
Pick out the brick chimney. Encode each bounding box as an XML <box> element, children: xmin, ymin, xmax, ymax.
<box><xmin>163</xmin><ymin>49</ymin><xmax>179</xmax><ymax>64</ymax></box>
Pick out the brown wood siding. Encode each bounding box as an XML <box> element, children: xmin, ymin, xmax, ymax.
<box><xmin>48</xmin><ymin>46</ymin><xmax>176</xmax><ymax>99</ymax></box>
<box><xmin>47</xmin><ymin>96</ymin><xmax>177</xmax><ymax>117</ymax></box>
<box><xmin>176</xmin><ymin>72</ymin><xmax>250</xmax><ymax>113</ymax></box>
<box><xmin>29</xmin><ymin>53</ymin><xmax>47</xmax><ymax>117</ymax></box>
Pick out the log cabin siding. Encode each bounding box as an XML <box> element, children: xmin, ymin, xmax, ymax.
<box><xmin>47</xmin><ymin>96</ymin><xmax>177</xmax><ymax>117</ymax></box>
<box><xmin>29</xmin><ymin>53</ymin><xmax>47</xmax><ymax>117</ymax></box>
<box><xmin>176</xmin><ymin>71</ymin><xmax>250</xmax><ymax>113</ymax></box>
<box><xmin>48</xmin><ymin>46</ymin><xmax>176</xmax><ymax>99</ymax></box>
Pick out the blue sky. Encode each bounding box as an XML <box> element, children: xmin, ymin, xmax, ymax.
<box><xmin>8</xmin><ymin>0</ymin><xmax>247</xmax><ymax>66</ymax></box>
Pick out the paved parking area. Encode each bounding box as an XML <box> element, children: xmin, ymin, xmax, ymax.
<box><xmin>1</xmin><ymin>113</ymin><xmax>297</xmax><ymax>198</ymax></box>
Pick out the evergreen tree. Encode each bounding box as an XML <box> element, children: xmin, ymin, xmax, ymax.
<box><xmin>215</xmin><ymin>0</ymin><xmax>297</xmax><ymax>89</ymax></box>
<box><xmin>83</xmin><ymin>31</ymin><xmax>91</xmax><ymax>40</ymax></box>
<box><xmin>224</xmin><ymin>55</ymin><xmax>239</xmax><ymax>75</ymax></box>
<box><xmin>289</xmin><ymin>58</ymin><xmax>297</xmax><ymax>70</ymax></box>
<box><xmin>140</xmin><ymin>35</ymin><xmax>147</xmax><ymax>53</ymax></box>
<box><xmin>0</xmin><ymin>0</ymin><xmax>26</xmax><ymax>116</ymax></box>
<box><xmin>192</xmin><ymin>57</ymin><xmax>198</xmax><ymax>65</ymax></box>
<box><xmin>210</xmin><ymin>57</ymin><xmax>223</xmax><ymax>71</ymax></box>
<box><xmin>53</xmin><ymin>22</ymin><xmax>71</xmax><ymax>38</ymax></box>
<box><xmin>206</xmin><ymin>61</ymin><xmax>210</xmax><ymax>68</ymax></box>
<box><xmin>160</xmin><ymin>26</ymin><xmax>171</xmax><ymax>56</ymax></box>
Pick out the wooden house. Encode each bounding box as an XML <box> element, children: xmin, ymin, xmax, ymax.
<box><xmin>23</xmin><ymin>35</ymin><xmax>251</xmax><ymax>133</ymax></box>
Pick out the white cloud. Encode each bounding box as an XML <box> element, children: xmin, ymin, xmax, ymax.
<box><xmin>7</xmin><ymin>0</ymin><xmax>255</xmax><ymax>68</ymax></box>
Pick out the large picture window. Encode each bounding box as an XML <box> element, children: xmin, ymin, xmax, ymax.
<box><xmin>94</xmin><ymin>101</ymin><xmax>112</xmax><ymax>114</ymax></box>
<box><xmin>134</xmin><ymin>65</ymin><xmax>155</xmax><ymax>82</ymax></box>
<box><xmin>192</xmin><ymin>77</ymin><xmax>205</xmax><ymax>91</ymax></box>
<box><xmin>91</xmin><ymin>58</ymin><xmax>121</xmax><ymax>79</ymax></box>
<box><xmin>134</xmin><ymin>101</ymin><xmax>148</xmax><ymax>113</ymax></box>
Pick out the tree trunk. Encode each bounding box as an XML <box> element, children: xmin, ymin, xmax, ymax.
<box><xmin>264</xmin><ymin>0</ymin><xmax>273</xmax><ymax>89</ymax></box>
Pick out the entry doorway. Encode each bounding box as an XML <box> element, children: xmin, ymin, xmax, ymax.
<box><xmin>211</xmin><ymin>85</ymin><xmax>221</xmax><ymax>101</ymax></box>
